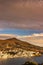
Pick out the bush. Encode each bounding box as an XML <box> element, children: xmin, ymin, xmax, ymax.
<box><xmin>23</xmin><ymin>61</ymin><xmax>38</xmax><ymax>65</ymax></box>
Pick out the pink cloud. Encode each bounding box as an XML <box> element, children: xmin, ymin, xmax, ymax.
<box><xmin>0</xmin><ymin>0</ymin><xmax>43</xmax><ymax>30</ymax></box>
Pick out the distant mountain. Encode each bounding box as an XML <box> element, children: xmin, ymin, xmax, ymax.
<box><xmin>17</xmin><ymin>33</ymin><xmax>43</xmax><ymax>47</ymax></box>
<box><xmin>0</xmin><ymin>37</ymin><xmax>43</xmax><ymax>53</ymax></box>
<box><xmin>0</xmin><ymin>34</ymin><xmax>17</xmax><ymax>40</ymax></box>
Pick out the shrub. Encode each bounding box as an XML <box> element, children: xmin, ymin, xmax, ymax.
<box><xmin>23</xmin><ymin>61</ymin><xmax>38</xmax><ymax>65</ymax></box>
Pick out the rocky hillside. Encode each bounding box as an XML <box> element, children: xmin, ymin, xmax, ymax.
<box><xmin>0</xmin><ymin>38</ymin><xmax>43</xmax><ymax>53</ymax></box>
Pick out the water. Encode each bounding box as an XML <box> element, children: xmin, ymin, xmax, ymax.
<box><xmin>0</xmin><ymin>58</ymin><xmax>29</xmax><ymax>65</ymax></box>
<box><xmin>32</xmin><ymin>55</ymin><xmax>43</xmax><ymax>64</ymax></box>
<box><xmin>0</xmin><ymin>55</ymin><xmax>43</xmax><ymax>65</ymax></box>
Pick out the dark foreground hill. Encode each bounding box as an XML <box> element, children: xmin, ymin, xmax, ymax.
<box><xmin>0</xmin><ymin>38</ymin><xmax>43</xmax><ymax>53</ymax></box>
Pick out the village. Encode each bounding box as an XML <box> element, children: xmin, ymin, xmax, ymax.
<box><xmin>0</xmin><ymin>48</ymin><xmax>41</xmax><ymax>59</ymax></box>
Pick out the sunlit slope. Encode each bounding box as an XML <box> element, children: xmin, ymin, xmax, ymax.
<box><xmin>0</xmin><ymin>38</ymin><xmax>43</xmax><ymax>53</ymax></box>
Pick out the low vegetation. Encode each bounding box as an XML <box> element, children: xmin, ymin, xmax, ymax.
<box><xmin>23</xmin><ymin>61</ymin><xmax>43</xmax><ymax>65</ymax></box>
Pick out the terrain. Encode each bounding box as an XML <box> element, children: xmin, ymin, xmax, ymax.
<box><xmin>18</xmin><ymin>34</ymin><xmax>43</xmax><ymax>47</ymax></box>
<box><xmin>0</xmin><ymin>37</ymin><xmax>43</xmax><ymax>53</ymax></box>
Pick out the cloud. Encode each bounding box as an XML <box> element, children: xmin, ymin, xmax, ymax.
<box><xmin>0</xmin><ymin>34</ymin><xmax>17</xmax><ymax>40</ymax></box>
<box><xmin>17</xmin><ymin>33</ymin><xmax>43</xmax><ymax>39</ymax></box>
<box><xmin>0</xmin><ymin>20</ymin><xmax>43</xmax><ymax>30</ymax></box>
<box><xmin>0</xmin><ymin>0</ymin><xmax>43</xmax><ymax>30</ymax></box>
<box><xmin>0</xmin><ymin>28</ymin><xmax>4</xmax><ymax>31</ymax></box>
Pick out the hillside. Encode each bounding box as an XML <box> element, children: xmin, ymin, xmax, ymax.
<box><xmin>0</xmin><ymin>38</ymin><xmax>43</xmax><ymax>53</ymax></box>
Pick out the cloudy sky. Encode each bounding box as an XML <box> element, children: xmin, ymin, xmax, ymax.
<box><xmin>0</xmin><ymin>29</ymin><xmax>43</xmax><ymax>35</ymax></box>
<box><xmin>0</xmin><ymin>0</ymin><xmax>43</xmax><ymax>35</ymax></box>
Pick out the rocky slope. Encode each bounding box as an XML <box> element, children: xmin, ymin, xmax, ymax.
<box><xmin>0</xmin><ymin>38</ymin><xmax>43</xmax><ymax>53</ymax></box>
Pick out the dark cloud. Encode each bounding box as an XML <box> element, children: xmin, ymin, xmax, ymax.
<box><xmin>0</xmin><ymin>0</ymin><xmax>43</xmax><ymax>30</ymax></box>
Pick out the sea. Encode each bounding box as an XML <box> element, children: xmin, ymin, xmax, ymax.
<box><xmin>0</xmin><ymin>55</ymin><xmax>43</xmax><ymax>65</ymax></box>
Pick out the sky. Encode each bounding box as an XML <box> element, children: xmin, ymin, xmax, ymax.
<box><xmin>0</xmin><ymin>0</ymin><xmax>43</xmax><ymax>35</ymax></box>
<box><xmin>0</xmin><ymin>29</ymin><xmax>43</xmax><ymax>35</ymax></box>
